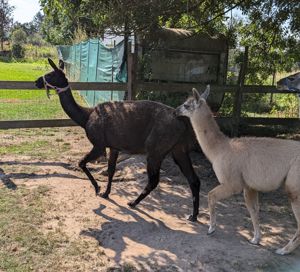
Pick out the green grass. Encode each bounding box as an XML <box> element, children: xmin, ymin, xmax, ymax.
<box><xmin>0</xmin><ymin>186</ymin><xmax>106</xmax><ymax>271</ymax></box>
<box><xmin>0</xmin><ymin>95</ymin><xmax>68</xmax><ymax>120</ymax></box>
<box><xmin>0</xmin><ymin>62</ymin><xmax>50</xmax><ymax>81</ymax></box>
<box><xmin>0</xmin><ymin>62</ymin><xmax>86</xmax><ymax>121</ymax></box>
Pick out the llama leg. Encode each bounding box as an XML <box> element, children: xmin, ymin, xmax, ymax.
<box><xmin>128</xmin><ymin>155</ymin><xmax>162</xmax><ymax>208</ymax></box>
<box><xmin>79</xmin><ymin>146</ymin><xmax>104</xmax><ymax>195</ymax></box>
<box><xmin>275</xmin><ymin>198</ymin><xmax>300</xmax><ymax>255</ymax></box>
<box><xmin>172</xmin><ymin>148</ymin><xmax>200</xmax><ymax>222</ymax></box>
<box><xmin>244</xmin><ymin>188</ymin><xmax>261</xmax><ymax>244</ymax></box>
<box><xmin>208</xmin><ymin>184</ymin><xmax>238</xmax><ymax>234</ymax></box>
<box><xmin>100</xmin><ymin>148</ymin><xmax>119</xmax><ymax>199</ymax></box>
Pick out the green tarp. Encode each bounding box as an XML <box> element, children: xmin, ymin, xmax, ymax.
<box><xmin>57</xmin><ymin>39</ymin><xmax>126</xmax><ymax>107</ymax></box>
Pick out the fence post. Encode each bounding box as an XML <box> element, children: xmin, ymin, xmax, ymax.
<box><xmin>231</xmin><ymin>46</ymin><xmax>249</xmax><ymax>136</ymax></box>
<box><xmin>127</xmin><ymin>41</ymin><xmax>136</xmax><ymax>100</ymax></box>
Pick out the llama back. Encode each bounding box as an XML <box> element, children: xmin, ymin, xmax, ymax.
<box><xmin>92</xmin><ymin>100</ymin><xmax>186</xmax><ymax>153</ymax></box>
<box><xmin>229</xmin><ymin>137</ymin><xmax>300</xmax><ymax>192</ymax></box>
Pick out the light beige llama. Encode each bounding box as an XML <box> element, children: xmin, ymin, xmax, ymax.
<box><xmin>175</xmin><ymin>86</ymin><xmax>300</xmax><ymax>255</ymax></box>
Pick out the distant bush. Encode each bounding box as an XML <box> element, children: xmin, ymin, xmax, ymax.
<box><xmin>11</xmin><ymin>28</ymin><xmax>27</xmax><ymax>45</ymax></box>
<box><xmin>12</xmin><ymin>44</ymin><xmax>25</xmax><ymax>58</ymax></box>
<box><xmin>24</xmin><ymin>44</ymin><xmax>57</xmax><ymax>62</ymax></box>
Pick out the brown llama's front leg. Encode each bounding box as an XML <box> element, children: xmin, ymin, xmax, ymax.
<box><xmin>79</xmin><ymin>146</ymin><xmax>104</xmax><ymax>195</ymax></box>
<box><xmin>172</xmin><ymin>147</ymin><xmax>200</xmax><ymax>222</ymax></box>
<box><xmin>100</xmin><ymin>148</ymin><xmax>119</xmax><ymax>199</ymax></box>
<box><xmin>128</xmin><ymin>155</ymin><xmax>162</xmax><ymax>208</ymax></box>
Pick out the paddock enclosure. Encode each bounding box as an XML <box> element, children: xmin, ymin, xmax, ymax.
<box><xmin>0</xmin><ymin>31</ymin><xmax>299</xmax><ymax>131</ymax></box>
<box><xmin>0</xmin><ymin>30</ymin><xmax>300</xmax><ymax>271</ymax></box>
<box><xmin>1</xmin><ymin>127</ymin><xmax>300</xmax><ymax>271</ymax></box>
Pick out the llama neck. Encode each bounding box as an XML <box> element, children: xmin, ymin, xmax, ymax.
<box><xmin>58</xmin><ymin>88</ymin><xmax>92</xmax><ymax>128</ymax></box>
<box><xmin>190</xmin><ymin>104</ymin><xmax>228</xmax><ymax>162</ymax></box>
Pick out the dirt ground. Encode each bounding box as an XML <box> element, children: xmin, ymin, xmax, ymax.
<box><xmin>1</xmin><ymin>127</ymin><xmax>300</xmax><ymax>271</ymax></box>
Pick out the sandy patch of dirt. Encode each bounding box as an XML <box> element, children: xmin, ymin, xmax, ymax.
<box><xmin>1</xmin><ymin>127</ymin><xmax>300</xmax><ymax>271</ymax></box>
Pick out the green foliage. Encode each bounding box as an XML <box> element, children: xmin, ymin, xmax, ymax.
<box><xmin>270</xmin><ymin>94</ymin><xmax>299</xmax><ymax>116</ymax></box>
<box><xmin>39</xmin><ymin>0</ymin><xmax>239</xmax><ymax>44</ymax></box>
<box><xmin>11</xmin><ymin>12</ymin><xmax>44</xmax><ymax>37</ymax></box>
<box><xmin>23</xmin><ymin>44</ymin><xmax>57</xmax><ymax>62</ymax></box>
<box><xmin>11</xmin><ymin>28</ymin><xmax>27</xmax><ymax>45</ymax></box>
<box><xmin>40</xmin><ymin>0</ymin><xmax>300</xmax><ymax>85</ymax></box>
<box><xmin>219</xmin><ymin>93</ymin><xmax>234</xmax><ymax>116</ymax></box>
<box><xmin>71</xmin><ymin>26</ymin><xmax>88</xmax><ymax>44</ymax></box>
<box><xmin>38</xmin><ymin>0</ymin><xmax>300</xmax><ymax>118</ymax></box>
<box><xmin>11</xmin><ymin>44</ymin><xmax>25</xmax><ymax>59</ymax></box>
<box><xmin>9</xmin><ymin>12</ymin><xmax>49</xmax><ymax>61</ymax></box>
<box><xmin>26</xmin><ymin>33</ymin><xmax>45</xmax><ymax>46</ymax></box>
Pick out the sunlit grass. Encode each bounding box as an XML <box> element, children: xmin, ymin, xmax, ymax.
<box><xmin>0</xmin><ymin>62</ymin><xmax>86</xmax><ymax>121</ymax></box>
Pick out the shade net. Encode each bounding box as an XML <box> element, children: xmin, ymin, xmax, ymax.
<box><xmin>57</xmin><ymin>39</ymin><xmax>126</xmax><ymax>107</ymax></box>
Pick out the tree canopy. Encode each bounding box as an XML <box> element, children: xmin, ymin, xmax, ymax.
<box><xmin>39</xmin><ymin>0</ymin><xmax>300</xmax><ymax>82</ymax></box>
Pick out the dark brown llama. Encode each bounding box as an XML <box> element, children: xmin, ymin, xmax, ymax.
<box><xmin>35</xmin><ymin>58</ymin><xmax>201</xmax><ymax>221</ymax></box>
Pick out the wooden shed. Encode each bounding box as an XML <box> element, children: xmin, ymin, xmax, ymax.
<box><xmin>139</xmin><ymin>28</ymin><xmax>228</xmax><ymax>111</ymax></box>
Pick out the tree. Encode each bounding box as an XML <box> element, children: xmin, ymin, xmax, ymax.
<box><xmin>40</xmin><ymin>0</ymin><xmax>237</xmax><ymax>44</ymax></box>
<box><xmin>32</xmin><ymin>11</ymin><xmax>44</xmax><ymax>33</ymax></box>
<box><xmin>11</xmin><ymin>28</ymin><xmax>27</xmax><ymax>45</ymax></box>
<box><xmin>40</xmin><ymin>0</ymin><xmax>300</xmax><ymax>83</ymax></box>
<box><xmin>0</xmin><ymin>0</ymin><xmax>14</xmax><ymax>50</ymax></box>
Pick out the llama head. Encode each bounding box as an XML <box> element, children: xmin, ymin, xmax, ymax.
<box><xmin>175</xmin><ymin>85</ymin><xmax>210</xmax><ymax>119</ymax></box>
<box><xmin>35</xmin><ymin>58</ymin><xmax>69</xmax><ymax>92</ymax></box>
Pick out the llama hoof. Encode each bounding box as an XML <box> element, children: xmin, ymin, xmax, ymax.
<box><xmin>128</xmin><ymin>201</ymin><xmax>137</xmax><ymax>208</ymax></box>
<box><xmin>207</xmin><ymin>226</ymin><xmax>216</xmax><ymax>235</ymax></box>
<box><xmin>187</xmin><ymin>215</ymin><xmax>197</xmax><ymax>222</ymax></box>
<box><xmin>275</xmin><ymin>248</ymin><xmax>289</xmax><ymax>255</ymax></box>
<box><xmin>249</xmin><ymin>238</ymin><xmax>260</xmax><ymax>245</ymax></box>
<box><xmin>100</xmin><ymin>192</ymin><xmax>109</xmax><ymax>199</ymax></box>
<box><xmin>95</xmin><ymin>187</ymin><xmax>100</xmax><ymax>196</ymax></box>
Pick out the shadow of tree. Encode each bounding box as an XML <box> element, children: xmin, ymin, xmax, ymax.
<box><xmin>81</xmin><ymin>201</ymin><xmax>203</xmax><ymax>269</ymax></box>
<box><xmin>80</xmin><ymin>198</ymin><xmax>299</xmax><ymax>272</ymax></box>
<box><xmin>98</xmin><ymin>164</ymin><xmax>299</xmax><ymax>262</ymax></box>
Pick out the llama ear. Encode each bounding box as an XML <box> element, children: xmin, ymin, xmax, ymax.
<box><xmin>59</xmin><ymin>59</ymin><xmax>65</xmax><ymax>70</ymax></box>
<box><xmin>201</xmin><ymin>85</ymin><xmax>210</xmax><ymax>100</ymax></box>
<box><xmin>48</xmin><ymin>58</ymin><xmax>58</xmax><ymax>71</ymax></box>
<box><xmin>192</xmin><ymin>88</ymin><xmax>201</xmax><ymax>102</ymax></box>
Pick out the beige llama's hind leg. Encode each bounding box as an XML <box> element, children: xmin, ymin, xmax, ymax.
<box><xmin>244</xmin><ymin>188</ymin><xmax>261</xmax><ymax>245</ymax></box>
<box><xmin>276</xmin><ymin>160</ymin><xmax>300</xmax><ymax>255</ymax></box>
<box><xmin>275</xmin><ymin>198</ymin><xmax>300</xmax><ymax>255</ymax></box>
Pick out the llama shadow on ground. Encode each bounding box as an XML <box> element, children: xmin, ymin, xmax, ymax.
<box><xmin>0</xmin><ymin>167</ymin><xmax>17</xmax><ymax>190</ymax></box>
<box><xmin>0</xmin><ymin>160</ymin><xmax>84</xmax><ymax>182</ymax></box>
<box><xmin>81</xmin><ymin>201</ymin><xmax>204</xmax><ymax>270</ymax></box>
<box><xmin>80</xmin><ymin>190</ymin><xmax>299</xmax><ymax>272</ymax></box>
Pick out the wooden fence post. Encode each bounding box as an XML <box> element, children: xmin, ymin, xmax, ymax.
<box><xmin>127</xmin><ymin>41</ymin><xmax>136</xmax><ymax>100</ymax></box>
<box><xmin>231</xmin><ymin>46</ymin><xmax>249</xmax><ymax>136</ymax></box>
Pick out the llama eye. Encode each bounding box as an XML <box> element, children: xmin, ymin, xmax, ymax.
<box><xmin>184</xmin><ymin>104</ymin><xmax>190</xmax><ymax>109</ymax></box>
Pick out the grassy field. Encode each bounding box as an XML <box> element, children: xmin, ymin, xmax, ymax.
<box><xmin>0</xmin><ymin>62</ymin><xmax>85</xmax><ymax>120</ymax></box>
